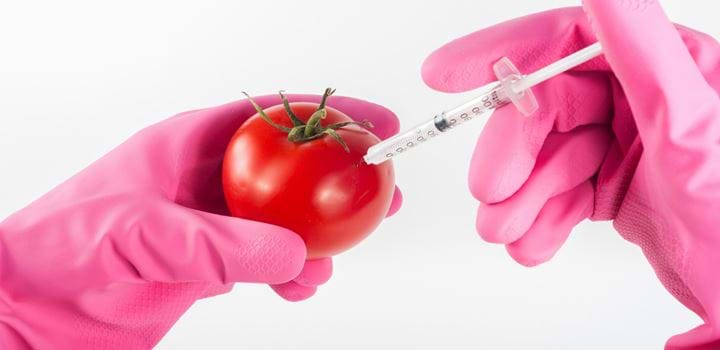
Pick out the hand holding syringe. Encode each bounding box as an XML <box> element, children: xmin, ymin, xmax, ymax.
<box><xmin>376</xmin><ymin>2</ymin><xmax>720</xmax><ymax>347</ymax></box>
<box><xmin>364</xmin><ymin>42</ymin><xmax>603</xmax><ymax>165</ymax></box>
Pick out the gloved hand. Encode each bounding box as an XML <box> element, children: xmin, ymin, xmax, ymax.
<box><xmin>0</xmin><ymin>93</ymin><xmax>402</xmax><ymax>349</ymax></box>
<box><xmin>422</xmin><ymin>2</ymin><xmax>720</xmax><ymax>349</ymax></box>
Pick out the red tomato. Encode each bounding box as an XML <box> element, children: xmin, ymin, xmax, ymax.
<box><xmin>222</xmin><ymin>101</ymin><xmax>395</xmax><ymax>258</ymax></box>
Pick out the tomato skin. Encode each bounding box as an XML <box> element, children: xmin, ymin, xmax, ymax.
<box><xmin>222</xmin><ymin>102</ymin><xmax>395</xmax><ymax>258</ymax></box>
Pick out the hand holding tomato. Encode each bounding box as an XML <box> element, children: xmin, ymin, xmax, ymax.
<box><xmin>0</xmin><ymin>91</ymin><xmax>402</xmax><ymax>348</ymax></box>
<box><xmin>224</xmin><ymin>90</ymin><xmax>403</xmax><ymax>298</ymax></box>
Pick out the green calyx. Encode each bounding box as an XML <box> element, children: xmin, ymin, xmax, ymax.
<box><xmin>242</xmin><ymin>88</ymin><xmax>373</xmax><ymax>153</ymax></box>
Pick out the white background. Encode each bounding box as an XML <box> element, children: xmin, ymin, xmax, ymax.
<box><xmin>0</xmin><ymin>1</ymin><xmax>715</xmax><ymax>349</ymax></box>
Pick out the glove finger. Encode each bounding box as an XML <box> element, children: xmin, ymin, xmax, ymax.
<box><xmin>422</xmin><ymin>7</ymin><xmax>604</xmax><ymax>94</ymax></box>
<box><xmin>293</xmin><ymin>258</ymin><xmax>333</xmax><ymax>287</ymax></box>
<box><xmin>476</xmin><ymin>126</ymin><xmax>610</xmax><ymax>244</ymax></box>
<box><xmin>271</xmin><ymin>281</ymin><xmax>317</xmax><ymax>302</ymax></box>
<box><xmin>199</xmin><ymin>283</ymin><xmax>235</xmax><ymax>299</ymax></box>
<box><xmin>582</xmin><ymin>0</ymin><xmax>720</xmax><ymax>139</ymax></box>
<box><xmin>666</xmin><ymin>323</ymin><xmax>720</xmax><ymax>350</ymax></box>
<box><xmin>470</xmin><ymin>73</ymin><xmax>611</xmax><ymax>204</ymax></box>
<box><xmin>112</xmin><ymin>199</ymin><xmax>307</xmax><ymax>285</ymax></box>
<box><xmin>386</xmin><ymin>186</ymin><xmax>403</xmax><ymax>218</ymax></box>
<box><xmin>506</xmin><ymin>181</ymin><xmax>594</xmax><ymax>267</ymax></box>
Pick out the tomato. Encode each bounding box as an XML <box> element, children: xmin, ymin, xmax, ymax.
<box><xmin>222</xmin><ymin>92</ymin><xmax>395</xmax><ymax>258</ymax></box>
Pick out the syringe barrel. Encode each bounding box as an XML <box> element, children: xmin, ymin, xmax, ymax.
<box><xmin>363</xmin><ymin>119</ymin><xmax>441</xmax><ymax>165</ymax></box>
<box><xmin>436</xmin><ymin>85</ymin><xmax>508</xmax><ymax>132</ymax></box>
<box><xmin>363</xmin><ymin>85</ymin><xmax>508</xmax><ymax>165</ymax></box>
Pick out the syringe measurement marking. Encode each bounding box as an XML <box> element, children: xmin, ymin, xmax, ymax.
<box><xmin>382</xmin><ymin>94</ymin><xmax>503</xmax><ymax>159</ymax></box>
<box><xmin>388</xmin><ymin>129</ymin><xmax>437</xmax><ymax>157</ymax></box>
<box><xmin>441</xmin><ymin>89</ymin><xmax>505</xmax><ymax>131</ymax></box>
<box><xmin>367</xmin><ymin>86</ymin><xmax>509</xmax><ymax>163</ymax></box>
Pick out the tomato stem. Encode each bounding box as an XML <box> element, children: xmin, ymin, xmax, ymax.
<box><xmin>242</xmin><ymin>91</ymin><xmax>292</xmax><ymax>133</ymax></box>
<box><xmin>326</xmin><ymin>120</ymin><xmax>374</xmax><ymax>130</ymax></box>
<box><xmin>304</xmin><ymin>108</ymin><xmax>326</xmax><ymax>137</ymax></box>
<box><xmin>323</xmin><ymin>128</ymin><xmax>350</xmax><ymax>152</ymax></box>
<box><xmin>318</xmin><ymin>88</ymin><xmax>335</xmax><ymax>110</ymax></box>
<box><xmin>279</xmin><ymin>90</ymin><xmax>305</xmax><ymax>127</ymax></box>
<box><xmin>243</xmin><ymin>88</ymin><xmax>373</xmax><ymax>153</ymax></box>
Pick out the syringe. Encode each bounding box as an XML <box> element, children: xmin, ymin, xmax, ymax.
<box><xmin>363</xmin><ymin>42</ymin><xmax>603</xmax><ymax>165</ymax></box>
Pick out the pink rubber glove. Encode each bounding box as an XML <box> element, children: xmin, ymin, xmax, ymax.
<box><xmin>0</xmin><ymin>94</ymin><xmax>402</xmax><ymax>349</ymax></box>
<box><xmin>423</xmin><ymin>2</ymin><xmax>720</xmax><ymax>349</ymax></box>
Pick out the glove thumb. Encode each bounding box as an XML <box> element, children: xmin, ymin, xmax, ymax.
<box><xmin>108</xmin><ymin>199</ymin><xmax>307</xmax><ymax>285</ymax></box>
